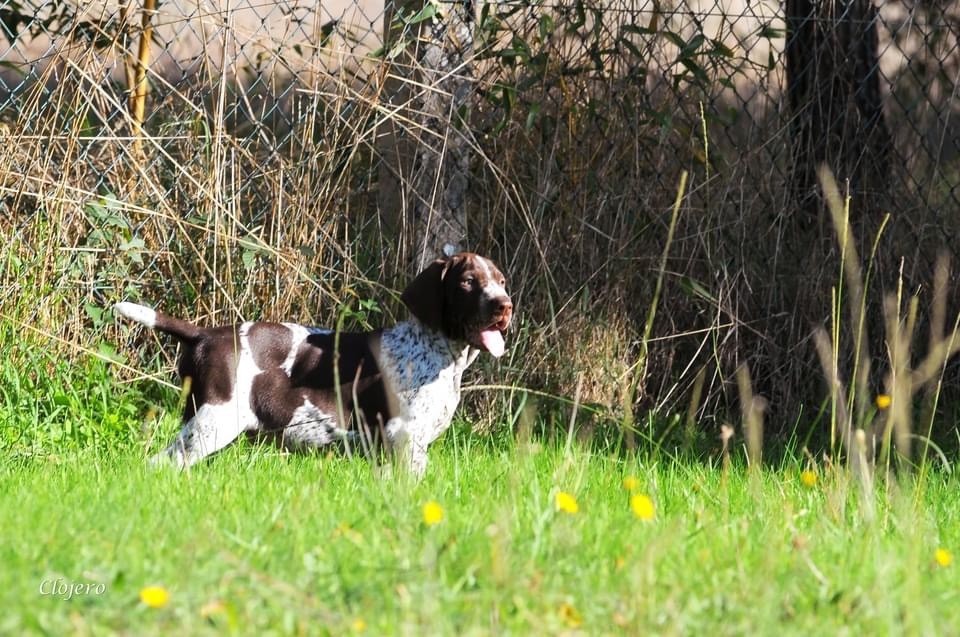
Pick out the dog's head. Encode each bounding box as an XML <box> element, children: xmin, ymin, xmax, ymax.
<box><xmin>401</xmin><ymin>253</ymin><xmax>513</xmax><ymax>357</ymax></box>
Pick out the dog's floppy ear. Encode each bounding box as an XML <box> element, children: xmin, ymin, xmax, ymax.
<box><xmin>401</xmin><ymin>257</ymin><xmax>450</xmax><ymax>331</ymax></box>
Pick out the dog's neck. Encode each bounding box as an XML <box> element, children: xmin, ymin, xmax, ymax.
<box><xmin>394</xmin><ymin>318</ymin><xmax>476</xmax><ymax>365</ymax></box>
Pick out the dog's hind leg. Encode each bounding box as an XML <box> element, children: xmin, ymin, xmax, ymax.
<box><xmin>151</xmin><ymin>402</ymin><xmax>255</xmax><ymax>469</ymax></box>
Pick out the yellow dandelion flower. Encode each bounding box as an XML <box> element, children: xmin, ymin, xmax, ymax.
<box><xmin>630</xmin><ymin>494</ymin><xmax>656</xmax><ymax>521</ymax></box>
<box><xmin>558</xmin><ymin>601</ymin><xmax>582</xmax><ymax>628</ymax></box>
<box><xmin>139</xmin><ymin>585</ymin><xmax>170</xmax><ymax>609</ymax></box>
<box><xmin>422</xmin><ymin>500</ymin><xmax>444</xmax><ymax>526</ymax></box>
<box><xmin>555</xmin><ymin>491</ymin><xmax>579</xmax><ymax>514</ymax></box>
<box><xmin>800</xmin><ymin>470</ymin><xmax>817</xmax><ymax>488</ymax></box>
<box><xmin>351</xmin><ymin>618</ymin><xmax>368</xmax><ymax>632</ymax></box>
<box><xmin>622</xmin><ymin>476</ymin><xmax>639</xmax><ymax>492</ymax></box>
<box><xmin>935</xmin><ymin>548</ymin><xmax>953</xmax><ymax>568</ymax></box>
<box><xmin>875</xmin><ymin>394</ymin><xmax>892</xmax><ymax>410</ymax></box>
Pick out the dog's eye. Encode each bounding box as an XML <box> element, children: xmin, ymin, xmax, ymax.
<box><xmin>462</xmin><ymin>276</ymin><xmax>475</xmax><ymax>289</ymax></box>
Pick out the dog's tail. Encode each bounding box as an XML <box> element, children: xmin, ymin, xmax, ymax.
<box><xmin>114</xmin><ymin>302</ymin><xmax>203</xmax><ymax>343</ymax></box>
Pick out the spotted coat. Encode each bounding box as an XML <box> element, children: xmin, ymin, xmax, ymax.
<box><xmin>114</xmin><ymin>252</ymin><xmax>512</xmax><ymax>476</ymax></box>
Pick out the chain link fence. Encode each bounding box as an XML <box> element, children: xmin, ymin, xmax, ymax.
<box><xmin>2</xmin><ymin>2</ymin><xmax>958</xmax><ymax>231</ymax></box>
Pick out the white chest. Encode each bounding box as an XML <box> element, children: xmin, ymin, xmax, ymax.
<box><xmin>377</xmin><ymin>320</ymin><xmax>475</xmax><ymax>444</ymax></box>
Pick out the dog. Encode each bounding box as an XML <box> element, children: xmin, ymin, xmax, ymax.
<box><xmin>115</xmin><ymin>252</ymin><xmax>512</xmax><ymax>475</ymax></box>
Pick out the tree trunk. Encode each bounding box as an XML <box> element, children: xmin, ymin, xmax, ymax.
<box><xmin>379</xmin><ymin>0</ymin><xmax>476</xmax><ymax>272</ymax></box>
<box><xmin>786</xmin><ymin>0</ymin><xmax>890</xmax><ymax>219</ymax></box>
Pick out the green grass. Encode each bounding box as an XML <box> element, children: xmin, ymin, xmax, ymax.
<box><xmin>1</xmin><ymin>435</ymin><xmax>958</xmax><ymax>635</ymax></box>
<box><xmin>1</xmin><ymin>326</ymin><xmax>958</xmax><ymax>635</ymax></box>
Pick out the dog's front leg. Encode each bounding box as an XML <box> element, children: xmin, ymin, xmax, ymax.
<box><xmin>384</xmin><ymin>419</ymin><xmax>428</xmax><ymax>478</ymax></box>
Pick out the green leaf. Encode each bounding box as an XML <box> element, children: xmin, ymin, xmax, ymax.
<box><xmin>662</xmin><ymin>31</ymin><xmax>686</xmax><ymax>49</ymax></box>
<box><xmin>621</xmin><ymin>24</ymin><xmax>655</xmax><ymax>36</ymax></box>
<box><xmin>680</xmin><ymin>276</ymin><xmax>718</xmax><ymax>304</ymax></box>
<box><xmin>619</xmin><ymin>37</ymin><xmax>643</xmax><ymax>59</ymax></box>
<box><xmin>759</xmin><ymin>24</ymin><xmax>784</xmax><ymax>39</ymax></box>
<box><xmin>679</xmin><ymin>57</ymin><xmax>709</xmax><ymax>82</ymax></box>
<box><xmin>241</xmin><ymin>250</ymin><xmax>256</xmax><ymax>273</ymax></box>
<box><xmin>709</xmin><ymin>39</ymin><xmax>735</xmax><ymax>58</ymax></box>
<box><xmin>97</xmin><ymin>342</ymin><xmax>125</xmax><ymax>364</ymax></box>
<box><xmin>682</xmin><ymin>34</ymin><xmax>706</xmax><ymax>57</ymax></box>
<box><xmin>539</xmin><ymin>14</ymin><xmax>554</xmax><ymax>40</ymax></box>
<box><xmin>404</xmin><ymin>2</ymin><xmax>438</xmax><ymax>25</ymax></box>
<box><xmin>118</xmin><ymin>236</ymin><xmax>145</xmax><ymax>253</ymax></box>
<box><xmin>84</xmin><ymin>303</ymin><xmax>104</xmax><ymax>327</ymax></box>
<box><xmin>525</xmin><ymin>102</ymin><xmax>541</xmax><ymax>131</ymax></box>
<box><xmin>237</xmin><ymin>234</ymin><xmax>266</xmax><ymax>253</ymax></box>
<box><xmin>570</xmin><ymin>0</ymin><xmax>586</xmax><ymax>30</ymax></box>
<box><xmin>386</xmin><ymin>37</ymin><xmax>409</xmax><ymax>61</ymax></box>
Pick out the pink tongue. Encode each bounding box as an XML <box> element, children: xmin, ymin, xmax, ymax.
<box><xmin>479</xmin><ymin>329</ymin><xmax>506</xmax><ymax>357</ymax></box>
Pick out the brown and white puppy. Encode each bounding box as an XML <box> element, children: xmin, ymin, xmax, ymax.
<box><xmin>115</xmin><ymin>252</ymin><xmax>512</xmax><ymax>475</ymax></box>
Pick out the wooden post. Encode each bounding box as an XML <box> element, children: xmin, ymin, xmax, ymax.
<box><xmin>129</xmin><ymin>0</ymin><xmax>157</xmax><ymax>157</ymax></box>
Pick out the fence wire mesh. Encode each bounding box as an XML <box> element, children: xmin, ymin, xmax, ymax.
<box><xmin>1</xmin><ymin>1</ymin><xmax>958</xmax><ymax>245</ymax></box>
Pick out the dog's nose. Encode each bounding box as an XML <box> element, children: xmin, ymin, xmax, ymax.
<box><xmin>493</xmin><ymin>298</ymin><xmax>513</xmax><ymax>329</ymax></box>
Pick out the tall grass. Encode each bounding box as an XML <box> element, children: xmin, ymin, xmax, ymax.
<box><xmin>812</xmin><ymin>167</ymin><xmax>960</xmax><ymax>483</ymax></box>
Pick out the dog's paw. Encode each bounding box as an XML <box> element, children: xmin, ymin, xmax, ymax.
<box><xmin>148</xmin><ymin>450</ymin><xmax>187</xmax><ymax>470</ymax></box>
<box><xmin>373</xmin><ymin>462</ymin><xmax>394</xmax><ymax>481</ymax></box>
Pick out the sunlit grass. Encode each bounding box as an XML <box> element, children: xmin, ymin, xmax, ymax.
<box><xmin>1</xmin><ymin>434</ymin><xmax>957</xmax><ymax>635</ymax></box>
